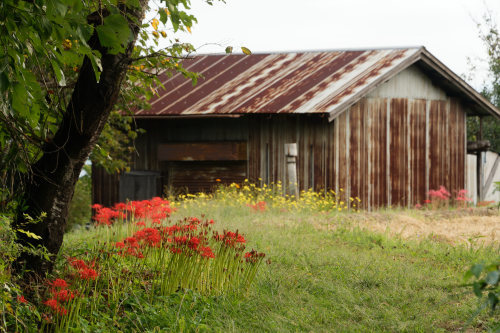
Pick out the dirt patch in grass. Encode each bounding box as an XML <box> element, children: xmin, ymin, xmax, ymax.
<box><xmin>318</xmin><ymin>208</ymin><xmax>500</xmax><ymax>245</ymax></box>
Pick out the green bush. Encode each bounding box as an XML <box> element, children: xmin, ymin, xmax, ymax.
<box><xmin>466</xmin><ymin>260</ymin><xmax>500</xmax><ymax>330</ymax></box>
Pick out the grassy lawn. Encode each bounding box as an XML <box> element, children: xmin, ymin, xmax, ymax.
<box><xmin>59</xmin><ymin>204</ymin><xmax>500</xmax><ymax>332</ymax></box>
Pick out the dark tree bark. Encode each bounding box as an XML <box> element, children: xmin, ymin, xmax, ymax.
<box><xmin>13</xmin><ymin>1</ymin><xmax>148</xmax><ymax>279</ymax></box>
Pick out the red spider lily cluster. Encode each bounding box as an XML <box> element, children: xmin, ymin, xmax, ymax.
<box><xmin>69</xmin><ymin>258</ymin><xmax>99</xmax><ymax>280</ymax></box>
<box><xmin>40</xmin><ymin>198</ymin><xmax>266</xmax><ymax>329</ymax></box>
<box><xmin>420</xmin><ymin>186</ymin><xmax>473</xmax><ymax>209</ymax></box>
<box><xmin>428</xmin><ymin>186</ymin><xmax>451</xmax><ymax>201</ymax></box>
<box><xmin>247</xmin><ymin>201</ymin><xmax>267</xmax><ymax>212</ymax></box>
<box><xmin>214</xmin><ymin>230</ymin><xmax>246</xmax><ymax>246</ymax></box>
<box><xmin>100</xmin><ymin>200</ymin><xmax>266</xmax><ymax>295</ymax></box>
<box><xmin>456</xmin><ymin>189</ymin><xmax>472</xmax><ymax>206</ymax></box>
<box><xmin>92</xmin><ymin>197</ymin><xmax>175</xmax><ymax>225</ymax></box>
<box><xmin>44</xmin><ymin>278</ymin><xmax>75</xmax><ymax>316</ymax></box>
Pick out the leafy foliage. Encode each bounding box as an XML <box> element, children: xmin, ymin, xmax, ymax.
<box><xmin>466</xmin><ymin>260</ymin><xmax>500</xmax><ymax>330</ymax></box>
<box><xmin>467</xmin><ymin>12</ymin><xmax>500</xmax><ymax>152</ymax></box>
<box><xmin>0</xmin><ymin>0</ymin><xmax>211</xmax><ymax>206</ymax></box>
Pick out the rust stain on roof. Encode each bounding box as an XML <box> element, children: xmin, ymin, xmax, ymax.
<box><xmin>136</xmin><ymin>48</ymin><xmax>422</xmax><ymax>117</ymax></box>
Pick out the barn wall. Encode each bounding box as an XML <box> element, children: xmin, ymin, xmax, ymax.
<box><xmin>92</xmin><ymin>65</ymin><xmax>468</xmax><ymax>208</ymax></box>
<box><xmin>325</xmin><ymin>64</ymin><xmax>467</xmax><ymax>208</ymax></box>
<box><xmin>91</xmin><ymin>165</ymin><xmax>119</xmax><ymax>207</ymax></box>
<box><xmin>332</xmin><ymin>96</ymin><xmax>466</xmax><ymax>209</ymax></box>
<box><xmin>247</xmin><ymin>115</ymin><xmax>334</xmax><ymax>193</ymax></box>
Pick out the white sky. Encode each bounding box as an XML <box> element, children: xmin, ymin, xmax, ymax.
<box><xmin>156</xmin><ymin>0</ymin><xmax>500</xmax><ymax>91</ymax></box>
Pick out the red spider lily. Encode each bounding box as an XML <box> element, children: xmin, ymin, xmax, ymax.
<box><xmin>54</xmin><ymin>289</ymin><xmax>75</xmax><ymax>302</ymax></box>
<box><xmin>79</xmin><ymin>268</ymin><xmax>98</xmax><ymax>280</ymax></box>
<box><xmin>188</xmin><ymin>217</ymin><xmax>200</xmax><ymax>224</ymax></box>
<box><xmin>124</xmin><ymin>237</ymin><xmax>139</xmax><ymax>248</ymax></box>
<box><xmin>170</xmin><ymin>247</ymin><xmax>182</xmax><ymax>254</ymax></box>
<box><xmin>215</xmin><ymin>230</ymin><xmax>246</xmax><ymax>246</ymax></box>
<box><xmin>174</xmin><ymin>236</ymin><xmax>188</xmax><ymax>245</ymax></box>
<box><xmin>199</xmin><ymin>246</ymin><xmax>215</xmax><ymax>258</ymax></box>
<box><xmin>456</xmin><ymin>189</ymin><xmax>472</xmax><ymax>202</ymax></box>
<box><xmin>188</xmin><ymin>237</ymin><xmax>200</xmax><ymax>250</ymax></box>
<box><xmin>93</xmin><ymin>207</ymin><xmax>123</xmax><ymax>225</ymax></box>
<box><xmin>136</xmin><ymin>221</ymin><xmax>146</xmax><ymax>227</ymax></box>
<box><xmin>182</xmin><ymin>224</ymin><xmax>198</xmax><ymax>231</ymax></box>
<box><xmin>44</xmin><ymin>299</ymin><xmax>67</xmax><ymax>315</ymax></box>
<box><xmin>17</xmin><ymin>295</ymin><xmax>28</xmax><ymax>304</ymax></box>
<box><xmin>68</xmin><ymin>258</ymin><xmax>87</xmax><ymax>270</ymax></box>
<box><xmin>91</xmin><ymin>203</ymin><xmax>103</xmax><ymax>210</ymax></box>
<box><xmin>134</xmin><ymin>228</ymin><xmax>162</xmax><ymax>247</ymax></box>
<box><xmin>113</xmin><ymin>202</ymin><xmax>128</xmax><ymax>211</ymax></box>
<box><xmin>125</xmin><ymin>247</ymin><xmax>144</xmax><ymax>258</ymax></box>
<box><xmin>163</xmin><ymin>225</ymin><xmax>181</xmax><ymax>236</ymax></box>
<box><xmin>115</xmin><ymin>241</ymin><xmax>125</xmax><ymax>249</ymax></box>
<box><xmin>49</xmin><ymin>278</ymin><xmax>68</xmax><ymax>289</ymax></box>
<box><xmin>428</xmin><ymin>186</ymin><xmax>451</xmax><ymax>201</ymax></box>
<box><xmin>128</xmin><ymin>197</ymin><xmax>174</xmax><ymax>221</ymax></box>
<box><xmin>44</xmin><ymin>299</ymin><xmax>58</xmax><ymax>310</ymax></box>
<box><xmin>423</xmin><ymin>199</ymin><xmax>431</xmax><ymax>204</ymax></box>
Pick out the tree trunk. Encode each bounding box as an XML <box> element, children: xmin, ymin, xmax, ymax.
<box><xmin>13</xmin><ymin>1</ymin><xmax>148</xmax><ymax>279</ymax></box>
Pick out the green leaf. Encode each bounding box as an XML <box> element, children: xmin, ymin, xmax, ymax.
<box><xmin>126</xmin><ymin>0</ymin><xmax>140</xmax><ymax>7</ymax></box>
<box><xmin>241</xmin><ymin>47</ymin><xmax>252</xmax><ymax>55</ymax></box>
<box><xmin>473</xmin><ymin>281</ymin><xmax>484</xmax><ymax>297</ymax></box>
<box><xmin>96</xmin><ymin>14</ymin><xmax>131</xmax><ymax>55</ymax></box>
<box><xmin>159</xmin><ymin>8</ymin><xmax>169</xmax><ymax>24</ymax></box>
<box><xmin>11</xmin><ymin>83</ymin><xmax>29</xmax><ymax>118</ymax></box>
<box><xmin>50</xmin><ymin>59</ymin><xmax>66</xmax><ymax>87</ymax></box>
<box><xmin>486</xmin><ymin>270</ymin><xmax>500</xmax><ymax>285</ymax></box>
<box><xmin>470</xmin><ymin>263</ymin><xmax>484</xmax><ymax>278</ymax></box>
<box><xmin>225</xmin><ymin>46</ymin><xmax>233</xmax><ymax>54</ymax></box>
<box><xmin>0</xmin><ymin>72</ymin><xmax>9</xmax><ymax>94</ymax></box>
<box><xmin>89</xmin><ymin>52</ymin><xmax>102</xmax><ymax>82</ymax></box>
<box><xmin>17</xmin><ymin>229</ymin><xmax>42</xmax><ymax>240</ymax></box>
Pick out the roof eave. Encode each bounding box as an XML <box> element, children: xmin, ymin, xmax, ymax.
<box><xmin>418</xmin><ymin>48</ymin><xmax>500</xmax><ymax>119</ymax></box>
<box><xmin>328</xmin><ymin>47</ymin><xmax>500</xmax><ymax>122</ymax></box>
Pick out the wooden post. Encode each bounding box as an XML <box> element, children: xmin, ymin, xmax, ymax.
<box><xmin>285</xmin><ymin>143</ymin><xmax>299</xmax><ymax>197</ymax></box>
<box><xmin>477</xmin><ymin>117</ymin><xmax>484</xmax><ymax>202</ymax></box>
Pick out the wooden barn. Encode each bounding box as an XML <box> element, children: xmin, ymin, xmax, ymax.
<box><xmin>92</xmin><ymin>47</ymin><xmax>500</xmax><ymax>209</ymax></box>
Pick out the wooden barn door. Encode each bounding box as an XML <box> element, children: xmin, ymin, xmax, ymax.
<box><xmin>158</xmin><ymin>142</ymin><xmax>247</xmax><ymax>193</ymax></box>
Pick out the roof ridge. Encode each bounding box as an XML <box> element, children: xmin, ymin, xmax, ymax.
<box><xmin>189</xmin><ymin>46</ymin><xmax>424</xmax><ymax>57</ymax></box>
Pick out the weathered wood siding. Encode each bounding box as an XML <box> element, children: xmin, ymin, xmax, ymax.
<box><xmin>247</xmin><ymin>115</ymin><xmax>334</xmax><ymax>192</ymax></box>
<box><xmin>331</xmin><ymin>97</ymin><xmax>465</xmax><ymax>209</ymax></box>
<box><xmin>91</xmin><ymin>165</ymin><xmax>119</xmax><ymax>207</ymax></box>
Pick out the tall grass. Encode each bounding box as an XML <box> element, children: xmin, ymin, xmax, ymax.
<box><xmin>2</xmin><ymin>182</ymin><xmax>499</xmax><ymax>331</ymax></box>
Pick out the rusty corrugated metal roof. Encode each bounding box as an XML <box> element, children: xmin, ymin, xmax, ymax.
<box><xmin>135</xmin><ymin>47</ymin><xmax>500</xmax><ymax>119</ymax></box>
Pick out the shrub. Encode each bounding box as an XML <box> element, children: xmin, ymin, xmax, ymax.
<box><xmin>466</xmin><ymin>260</ymin><xmax>500</xmax><ymax>330</ymax></box>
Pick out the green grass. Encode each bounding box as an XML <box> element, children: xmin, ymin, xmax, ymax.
<box><xmin>58</xmin><ymin>204</ymin><xmax>500</xmax><ymax>332</ymax></box>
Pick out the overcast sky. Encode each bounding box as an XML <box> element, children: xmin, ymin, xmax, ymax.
<box><xmin>157</xmin><ymin>0</ymin><xmax>500</xmax><ymax>90</ymax></box>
